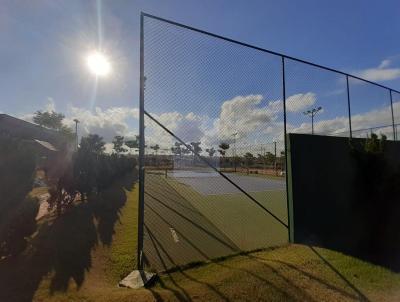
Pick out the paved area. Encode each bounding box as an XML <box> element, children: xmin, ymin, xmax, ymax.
<box><xmin>171</xmin><ymin>174</ymin><xmax>285</xmax><ymax>195</ymax></box>
<box><xmin>35</xmin><ymin>193</ymin><xmax>50</xmax><ymax>221</ymax></box>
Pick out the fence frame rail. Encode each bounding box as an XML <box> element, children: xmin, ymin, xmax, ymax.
<box><xmin>138</xmin><ymin>11</ymin><xmax>400</xmax><ymax>270</ymax></box>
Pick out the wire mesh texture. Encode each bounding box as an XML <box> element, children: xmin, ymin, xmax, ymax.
<box><xmin>139</xmin><ymin>13</ymin><xmax>400</xmax><ymax>272</ymax></box>
<box><xmin>284</xmin><ymin>59</ymin><xmax>350</xmax><ymax>137</ymax></box>
<box><xmin>348</xmin><ymin>78</ymin><xmax>394</xmax><ymax>140</ymax></box>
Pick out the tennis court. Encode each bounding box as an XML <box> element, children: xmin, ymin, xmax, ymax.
<box><xmin>143</xmin><ymin>171</ymin><xmax>288</xmax><ymax>271</ymax></box>
<box><xmin>168</xmin><ymin>170</ymin><xmax>285</xmax><ymax>195</ymax></box>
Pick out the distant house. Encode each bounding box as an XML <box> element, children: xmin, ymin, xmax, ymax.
<box><xmin>0</xmin><ymin>114</ymin><xmax>74</xmax><ymax>180</ymax></box>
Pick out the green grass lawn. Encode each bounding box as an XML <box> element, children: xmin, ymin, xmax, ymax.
<box><xmin>3</xmin><ymin>172</ymin><xmax>400</xmax><ymax>301</ymax></box>
<box><xmin>146</xmin><ymin>244</ymin><xmax>400</xmax><ymax>302</ymax></box>
<box><xmin>164</xmin><ymin>175</ymin><xmax>288</xmax><ymax>251</ymax></box>
<box><xmin>29</xmin><ymin>244</ymin><xmax>400</xmax><ymax>302</ymax></box>
<box><xmin>107</xmin><ymin>184</ymin><xmax>138</xmax><ymax>282</ymax></box>
<box><xmin>0</xmin><ymin>172</ymin><xmax>139</xmax><ymax>302</ymax></box>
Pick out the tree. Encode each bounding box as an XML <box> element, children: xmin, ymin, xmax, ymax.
<box><xmin>205</xmin><ymin>147</ymin><xmax>216</xmax><ymax>157</ymax></box>
<box><xmin>244</xmin><ymin>152</ymin><xmax>255</xmax><ymax>167</ymax></box>
<box><xmin>190</xmin><ymin>142</ymin><xmax>202</xmax><ymax>162</ymax></box>
<box><xmin>112</xmin><ymin>135</ymin><xmax>127</xmax><ymax>154</ymax></box>
<box><xmin>265</xmin><ymin>152</ymin><xmax>276</xmax><ymax>164</ymax></box>
<box><xmin>218</xmin><ymin>142</ymin><xmax>230</xmax><ymax>157</ymax></box>
<box><xmin>33</xmin><ymin>110</ymin><xmax>64</xmax><ymax>130</ymax></box>
<box><xmin>125</xmin><ymin>136</ymin><xmax>139</xmax><ymax>149</ymax></box>
<box><xmin>181</xmin><ymin>146</ymin><xmax>191</xmax><ymax>155</ymax></box>
<box><xmin>80</xmin><ymin>134</ymin><xmax>105</xmax><ymax>154</ymax></box>
<box><xmin>125</xmin><ymin>135</ymin><xmax>139</xmax><ymax>154</ymax></box>
<box><xmin>150</xmin><ymin>144</ymin><xmax>160</xmax><ymax>156</ymax></box>
<box><xmin>60</xmin><ymin>125</ymin><xmax>74</xmax><ymax>139</ymax></box>
<box><xmin>33</xmin><ymin>110</ymin><xmax>74</xmax><ymax>140</ymax></box>
<box><xmin>365</xmin><ymin>133</ymin><xmax>386</xmax><ymax>154</ymax></box>
<box><xmin>171</xmin><ymin>142</ymin><xmax>182</xmax><ymax>157</ymax></box>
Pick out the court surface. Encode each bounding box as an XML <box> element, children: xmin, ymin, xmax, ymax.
<box><xmin>169</xmin><ymin>172</ymin><xmax>286</xmax><ymax>195</ymax></box>
<box><xmin>143</xmin><ymin>172</ymin><xmax>288</xmax><ymax>271</ymax></box>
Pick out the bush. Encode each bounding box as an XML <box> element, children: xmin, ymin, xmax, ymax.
<box><xmin>0</xmin><ymin>134</ymin><xmax>37</xmax><ymax>258</ymax></box>
<box><xmin>0</xmin><ymin>134</ymin><xmax>36</xmax><ymax>217</ymax></box>
<box><xmin>48</xmin><ymin>149</ymin><xmax>137</xmax><ymax>215</ymax></box>
<box><xmin>0</xmin><ymin>197</ymin><xmax>39</xmax><ymax>257</ymax></box>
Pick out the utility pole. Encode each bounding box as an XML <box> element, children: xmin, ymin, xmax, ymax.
<box><xmin>73</xmin><ymin>119</ymin><xmax>79</xmax><ymax>151</ymax></box>
<box><xmin>261</xmin><ymin>146</ymin><xmax>266</xmax><ymax>174</ymax></box>
<box><xmin>232</xmin><ymin>132</ymin><xmax>238</xmax><ymax>173</ymax></box>
<box><xmin>303</xmin><ymin>106</ymin><xmax>322</xmax><ymax>135</ymax></box>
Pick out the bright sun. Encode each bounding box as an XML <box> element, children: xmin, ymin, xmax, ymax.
<box><xmin>86</xmin><ymin>51</ymin><xmax>111</xmax><ymax>77</ymax></box>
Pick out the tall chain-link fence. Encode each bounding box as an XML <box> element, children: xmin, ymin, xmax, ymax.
<box><xmin>139</xmin><ymin>13</ymin><xmax>400</xmax><ymax>272</ymax></box>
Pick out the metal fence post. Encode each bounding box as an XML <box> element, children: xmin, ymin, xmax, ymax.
<box><xmin>282</xmin><ymin>56</ymin><xmax>292</xmax><ymax>242</ymax></box>
<box><xmin>346</xmin><ymin>75</ymin><xmax>353</xmax><ymax>139</ymax></box>
<box><xmin>389</xmin><ymin>90</ymin><xmax>396</xmax><ymax>141</ymax></box>
<box><xmin>137</xmin><ymin>12</ymin><xmax>145</xmax><ymax>270</ymax></box>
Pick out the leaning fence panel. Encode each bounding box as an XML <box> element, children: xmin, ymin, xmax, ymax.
<box><xmin>142</xmin><ymin>15</ymin><xmax>288</xmax><ymax>272</ymax></box>
<box><xmin>348</xmin><ymin>78</ymin><xmax>394</xmax><ymax>140</ymax></box>
<box><xmin>284</xmin><ymin>58</ymin><xmax>350</xmax><ymax>137</ymax></box>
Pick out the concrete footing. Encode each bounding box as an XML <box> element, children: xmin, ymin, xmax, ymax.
<box><xmin>119</xmin><ymin>270</ymin><xmax>156</xmax><ymax>289</ymax></box>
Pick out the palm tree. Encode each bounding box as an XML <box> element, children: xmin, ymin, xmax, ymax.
<box><xmin>218</xmin><ymin>143</ymin><xmax>230</xmax><ymax>168</ymax></box>
<box><xmin>190</xmin><ymin>142</ymin><xmax>202</xmax><ymax>163</ymax></box>
<box><xmin>205</xmin><ymin>147</ymin><xmax>216</xmax><ymax>157</ymax></box>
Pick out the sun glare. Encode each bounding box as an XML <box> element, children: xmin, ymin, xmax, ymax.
<box><xmin>86</xmin><ymin>51</ymin><xmax>111</xmax><ymax>77</ymax></box>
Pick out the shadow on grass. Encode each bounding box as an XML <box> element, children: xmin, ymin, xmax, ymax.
<box><xmin>145</xmin><ymin>224</ymin><xmax>230</xmax><ymax>302</ymax></box>
<box><xmin>145</xmin><ymin>231</ymin><xmax>372</xmax><ymax>302</ymax></box>
<box><xmin>0</xmin><ymin>172</ymin><xmax>137</xmax><ymax>302</ymax></box>
<box><xmin>307</xmin><ymin>246</ymin><xmax>370</xmax><ymax>301</ymax></box>
<box><xmin>142</xmin><ymin>174</ymin><xmax>241</xmax><ymax>272</ymax></box>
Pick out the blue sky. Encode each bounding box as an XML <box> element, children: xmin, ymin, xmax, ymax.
<box><xmin>1</xmin><ymin>0</ymin><xmax>400</xmax><ymax>150</ymax></box>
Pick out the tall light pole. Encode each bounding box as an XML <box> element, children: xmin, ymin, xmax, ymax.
<box><xmin>232</xmin><ymin>132</ymin><xmax>238</xmax><ymax>173</ymax></box>
<box><xmin>303</xmin><ymin>106</ymin><xmax>322</xmax><ymax>135</ymax></box>
<box><xmin>273</xmin><ymin>140</ymin><xmax>277</xmax><ymax>176</ymax></box>
<box><xmin>73</xmin><ymin>119</ymin><xmax>79</xmax><ymax>151</ymax></box>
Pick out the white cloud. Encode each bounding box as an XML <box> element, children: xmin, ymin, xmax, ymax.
<box><xmin>19</xmin><ymin>113</ymin><xmax>34</xmax><ymax>123</ymax></box>
<box><xmin>289</xmin><ymin>101</ymin><xmax>398</xmax><ymax>138</ymax></box>
<box><xmin>354</xmin><ymin>58</ymin><xmax>400</xmax><ymax>82</ymax></box>
<box><xmin>288</xmin><ymin>116</ymin><xmax>349</xmax><ymax>135</ymax></box>
<box><xmin>20</xmin><ymin>92</ymin><xmax>396</xmax><ymax>155</ymax></box>
<box><xmin>143</xmin><ymin>93</ymin><xmax>317</xmax><ymax>151</ymax></box>
<box><xmin>26</xmin><ymin>100</ymin><xmax>140</xmax><ymax>143</ymax></box>
<box><xmin>140</xmin><ymin>94</ymin><xmax>287</xmax><ymax>152</ymax></box>
<box><xmin>213</xmin><ymin>94</ymin><xmax>278</xmax><ymax>141</ymax></box>
<box><xmin>44</xmin><ymin>98</ymin><xmax>56</xmax><ymax>112</ymax></box>
<box><xmin>64</xmin><ymin>97</ymin><xmax>399</xmax><ymax>151</ymax></box>
<box><xmin>286</xmin><ymin>92</ymin><xmax>316</xmax><ymax>112</ymax></box>
<box><xmin>65</xmin><ymin>106</ymin><xmax>139</xmax><ymax>142</ymax></box>
<box><xmin>144</xmin><ymin>111</ymin><xmax>209</xmax><ymax>152</ymax></box>
<box><xmin>355</xmin><ymin>68</ymin><xmax>400</xmax><ymax>82</ymax></box>
<box><xmin>379</xmin><ymin>59</ymin><xmax>391</xmax><ymax>69</ymax></box>
<box><xmin>266</xmin><ymin>92</ymin><xmax>316</xmax><ymax>115</ymax></box>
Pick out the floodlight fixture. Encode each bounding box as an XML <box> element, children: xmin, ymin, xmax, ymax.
<box><xmin>303</xmin><ymin>106</ymin><xmax>323</xmax><ymax>134</ymax></box>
